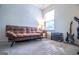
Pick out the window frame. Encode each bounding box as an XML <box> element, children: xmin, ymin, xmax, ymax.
<box><xmin>44</xmin><ymin>9</ymin><xmax>55</xmax><ymax>31</ymax></box>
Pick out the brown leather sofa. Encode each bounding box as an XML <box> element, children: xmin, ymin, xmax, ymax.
<box><xmin>6</xmin><ymin>25</ymin><xmax>43</xmax><ymax>47</ymax></box>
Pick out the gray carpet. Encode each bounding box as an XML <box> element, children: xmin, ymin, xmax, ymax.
<box><xmin>0</xmin><ymin>39</ymin><xmax>79</xmax><ymax>55</ymax></box>
<box><xmin>8</xmin><ymin>40</ymin><xmax>61</xmax><ymax>55</ymax></box>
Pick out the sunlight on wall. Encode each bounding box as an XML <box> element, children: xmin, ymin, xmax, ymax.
<box><xmin>37</xmin><ymin>17</ymin><xmax>44</xmax><ymax>30</ymax></box>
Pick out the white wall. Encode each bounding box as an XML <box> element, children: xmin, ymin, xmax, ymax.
<box><xmin>0</xmin><ymin>4</ymin><xmax>42</xmax><ymax>41</ymax></box>
<box><xmin>43</xmin><ymin>4</ymin><xmax>79</xmax><ymax>45</ymax></box>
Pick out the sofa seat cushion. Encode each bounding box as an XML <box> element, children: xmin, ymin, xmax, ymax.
<box><xmin>16</xmin><ymin>33</ymin><xmax>27</xmax><ymax>37</ymax></box>
<box><xmin>13</xmin><ymin>27</ymin><xmax>26</xmax><ymax>34</ymax></box>
<box><xmin>16</xmin><ymin>33</ymin><xmax>41</xmax><ymax>38</ymax></box>
<box><xmin>27</xmin><ymin>33</ymin><xmax>41</xmax><ymax>36</ymax></box>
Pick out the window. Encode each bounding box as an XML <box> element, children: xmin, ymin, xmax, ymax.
<box><xmin>44</xmin><ymin>10</ymin><xmax>55</xmax><ymax>30</ymax></box>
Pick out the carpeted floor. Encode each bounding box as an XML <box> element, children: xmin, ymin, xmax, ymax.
<box><xmin>0</xmin><ymin>39</ymin><xmax>79</xmax><ymax>55</ymax></box>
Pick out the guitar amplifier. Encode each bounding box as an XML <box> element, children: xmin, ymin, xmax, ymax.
<box><xmin>51</xmin><ymin>32</ymin><xmax>63</xmax><ymax>42</ymax></box>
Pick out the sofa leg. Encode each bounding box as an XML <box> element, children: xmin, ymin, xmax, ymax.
<box><xmin>77</xmin><ymin>52</ymin><xmax>79</xmax><ymax>54</ymax></box>
<box><xmin>40</xmin><ymin>37</ymin><xmax>42</xmax><ymax>40</ymax></box>
<box><xmin>10</xmin><ymin>41</ymin><xmax>15</xmax><ymax>47</ymax></box>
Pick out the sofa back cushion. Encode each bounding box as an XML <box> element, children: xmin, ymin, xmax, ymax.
<box><xmin>26</xmin><ymin>27</ymin><xmax>37</xmax><ymax>33</ymax></box>
<box><xmin>6</xmin><ymin>25</ymin><xmax>13</xmax><ymax>32</ymax></box>
<box><xmin>6</xmin><ymin>25</ymin><xmax>42</xmax><ymax>34</ymax></box>
<box><xmin>13</xmin><ymin>27</ymin><xmax>26</xmax><ymax>34</ymax></box>
<box><xmin>31</xmin><ymin>27</ymin><xmax>37</xmax><ymax>33</ymax></box>
<box><xmin>6</xmin><ymin>25</ymin><xmax>26</xmax><ymax>34</ymax></box>
<box><xmin>26</xmin><ymin>27</ymin><xmax>31</xmax><ymax>33</ymax></box>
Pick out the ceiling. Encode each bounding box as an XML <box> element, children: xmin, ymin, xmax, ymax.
<box><xmin>33</xmin><ymin>4</ymin><xmax>51</xmax><ymax>10</ymax></box>
<box><xmin>33</xmin><ymin>4</ymin><xmax>79</xmax><ymax>10</ymax></box>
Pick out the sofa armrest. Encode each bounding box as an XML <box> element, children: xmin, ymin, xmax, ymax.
<box><xmin>36</xmin><ymin>31</ymin><xmax>43</xmax><ymax>36</ymax></box>
<box><xmin>6</xmin><ymin>31</ymin><xmax>17</xmax><ymax>38</ymax></box>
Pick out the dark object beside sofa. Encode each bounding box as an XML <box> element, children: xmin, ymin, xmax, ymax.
<box><xmin>6</xmin><ymin>25</ymin><xmax>43</xmax><ymax>47</ymax></box>
<box><xmin>51</xmin><ymin>32</ymin><xmax>64</xmax><ymax>42</ymax></box>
